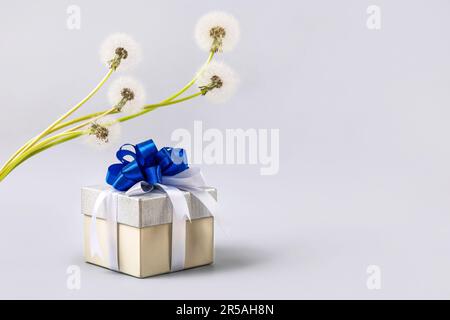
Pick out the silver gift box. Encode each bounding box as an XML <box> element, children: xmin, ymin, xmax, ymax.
<box><xmin>81</xmin><ymin>185</ymin><xmax>216</xmax><ymax>278</ymax></box>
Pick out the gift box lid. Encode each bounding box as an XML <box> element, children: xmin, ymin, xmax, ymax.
<box><xmin>81</xmin><ymin>185</ymin><xmax>216</xmax><ymax>228</ymax></box>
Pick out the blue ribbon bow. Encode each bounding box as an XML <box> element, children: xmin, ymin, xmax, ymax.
<box><xmin>106</xmin><ymin>139</ymin><xmax>189</xmax><ymax>191</ymax></box>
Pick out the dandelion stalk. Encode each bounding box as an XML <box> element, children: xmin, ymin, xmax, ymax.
<box><xmin>67</xmin><ymin>109</ymin><xmax>118</xmax><ymax>133</ymax></box>
<box><xmin>17</xmin><ymin>133</ymin><xmax>85</xmax><ymax>168</ymax></box>
<box><xmin>28</xmin><ymin>52</ymin><xmax>215</xmax><ymax>137</ymax></box>
<box><xmin>0</xmin><ymin>92</ymin><xmax>203</xmax><ymax>181</ymax></box>
<box><xmin>0</xmin><ymin>33</ymin><xmax>138</xmax><ymax>172</ymax></box>
<box><xmin>0</xmin><ymin>69</ymin><xmax>114</xmax><ymax>172</ymax></box>
<box><xmin>0</xmin><ymin>131</ymin><xmax>86</xmax><ymax>182</ymax></box>
<box><xmin>0</xmin><ymin>57</ymin><xmax>231</xmax><ymax>181</ymax></box>
<box><xmin>118</xmin><ymin>92</ymin><xmax>202</xmax><ymax>123</ymax></box>
<box><xmin>50</xmin><ymin>110</ymin><xmax>116</xmax><ymax>133</ymax></box>
<box><xmin>0</xmin><ymin>11</ymin><xmax>240</xmax><ymax>183</ymax></box>
<box><xmin>161</xmin><ymin>51</ymin><xmax>214</xmax><ymax>103</ymax></box>
<box><xmin>24</xmin><ymin>69</ymin><xmax>113</xmax><ymax>147</ymax></box>
<box><xmin>62</xmin><ymin>92</ymin><xmax>203</xmax><ymax>136</ymax></box>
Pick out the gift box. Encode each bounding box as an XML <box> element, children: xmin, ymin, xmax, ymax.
<box><xmin>81</xmin><ymin>185</ymin><xmax>216</xmax><ymax>278</ymax></box>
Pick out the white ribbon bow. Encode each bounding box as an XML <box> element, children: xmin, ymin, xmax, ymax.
<box><xmin>90</xmin><ymin>167</ymin><xmax>217</xmax><ymax>272</ymax></box>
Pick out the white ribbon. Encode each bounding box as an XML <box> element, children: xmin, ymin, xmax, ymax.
<box><xmin>89</xmin><ymin>167</ymin><xmax>216</xmax><ymax>273</ymax></box>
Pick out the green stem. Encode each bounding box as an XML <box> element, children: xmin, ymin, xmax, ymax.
<box><xmin>32</xmin><ymin>52</ymin><xmax>214</xmax><ymax>137</ymax></box>
<box><xmin>0</xmin><ymin>142</ymin><xmax>32</xmax><ymax>171</ymax></box>
<box><xmin>68</xmin><ymin>107</ymin><xmax>118</xmax><ymax>132</ymax></box>
<box><xmin>0</xmin><ymin>69</ymin><xmax>114</xmax><ymax>172</ymax></box>
<box><xmin>0</xmin><ymin>131</ymin><xmax>85</xmax><ymax>182</ymax></box>
<box><xmin>50</xmin><ymin>110</ymin><xmax>117</xmax><ymax>133</ymax></box>
<box><xmin>0</xmin><ymin>52</ymin><xmax>214</xmax><ymax>182</ymax></box>
<box><xmin>117</xmin><ymin>92</ymin><xmax>202</xmax><ymax>123</ymax></box>
<box><xmin>161</xmin><ymin>52</ymin><xmax>214</xmax><ymax>103</ymax></box>
<box><xmin>0</xmin><ymin>92</ymin><xmax>202</xmax><ymax>181</ymax></box>
<box><xmin>16</xmin><ymin>133</ymin><xmax>86</xmax><ymax>168</ymax></box>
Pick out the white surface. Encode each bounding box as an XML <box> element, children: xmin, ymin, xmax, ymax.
<box><xmin>1</xmin><ymin>0</ymin><xmax>450</xmax><ymax>299</ymax></box>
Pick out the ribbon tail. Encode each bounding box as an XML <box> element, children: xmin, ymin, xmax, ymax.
<box><xmin>90</xmin><ymin>190</ymin><xmax>111</xmax><ymax>260</ymax></box>
<box><xmin>182</xmin><ymin>186</ymin><xmax>228</xmax><ymax>237</ymax></box>
<box><xmin>90</xmin><ymin>189</ymin><xmax>120</xmax><ymax>271</ymax></box>
<box><xmin>162</xmin><ymin>166</ymin><xmax>223</xmax><ymax>234</ymax></box>
<box><xmin>182</xmin><ymin>187</ymin><xmax>217</xmax><ymax>216</ymax></box>
<box><xmin>105</xmin><ymin>192</ymin><xmax>119</xmax><ymax>271</ymax></box>
<box><xmin>156</xmin><ymin>183</ymin><xmax>190</xmax><ymax>272</ymax></box>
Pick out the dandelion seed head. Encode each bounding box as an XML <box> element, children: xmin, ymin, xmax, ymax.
<box><xmin>195</xmin><ymin>12</ymin><xmax>240</xmax><ymax>53</ymax></box>
<box><xmin>108</xmin><ymin>77</ymin><xmax>146</xmax><ymax>115</ymax></box>
<box><xmin>197</xmin><ymin>61</ymin><xmax>239</xmax><ymax>103</ymax></box>
<box><xmin>84</xmin><ymin>116</ymin><xmax>122</xmax><ymax>150</ymax></box>
<box><xmin>100</xmin><ymin>33</ymin><xmax>142</xmax><ymax>71</ymax></box>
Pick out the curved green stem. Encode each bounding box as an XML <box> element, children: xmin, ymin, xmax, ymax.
<box><xmin>67</xmin><ymin>107</ymin><xmax>118</xmax><ymax>133</ymax></box>
<box><xmin>0</xmin><ymin>51</ymin><xmax>213</xmax><ymax>182</ymax></box>
<box><xmin>51</xmin><ymin>110</ymin><xmax>117</xmax><ymax>133</ymax></box>
<box><xmin>16</xmin><ymin>132</ymin><xmax>86</xmax><ymax>168</ymax></box>
<box><xmin>23</xmin><ymin>69</ymin><xmax>113</xmax><ymax>149</ymax></box>
<box><xmin>0</xmin><ymin>69</ymin><xmax>114</xmax><ymax>172</ymax></box>
<box><xmin>1</xmin><ymin>143</ymin><xmax>31</xmax><ymax>171</ymax></box>
<box><xmin>0</xmin><ymin>131</ymin><xmax>85</xmax><ymax>182</ymax></box>
<box><xmin>31</xmin><ymin>52</ymin><xmax>214</xmax><ymax>138</ymax></box>
<box><xmin>161</xmin><ymin>52</ymin><xmax>214</xmax><ymax>103</ymax></box>
<box><xmin>0</xmin><ymin>92</ymin><xmax>202</xmax><ymax>182</ymax></box>
<box><xmin>117</xmin><ymin>92</ymin><xmax>202</xmax><ymax>123</ymax></box>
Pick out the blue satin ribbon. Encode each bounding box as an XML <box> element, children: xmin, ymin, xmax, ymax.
<box><xmin>106</xmin><ymin>139</ymin><xmax>189</xmax><ymax>191</ymax></box>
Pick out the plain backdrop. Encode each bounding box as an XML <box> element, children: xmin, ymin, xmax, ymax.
<box><xmin>1</xmin><ymin>0</ymin><xmax>450</xmax><ymax>299</ymax></box>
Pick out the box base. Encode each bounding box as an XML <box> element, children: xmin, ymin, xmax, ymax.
<box><xmin>83</xmin><ymin>216</ymin><xmax>214</xmax><ymax>278</ymax></box>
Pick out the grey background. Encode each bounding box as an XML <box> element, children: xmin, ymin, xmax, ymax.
<box><xmin>1</xmin><ymin>0</ymin><xmax>450</xmax><ymax>299</ymax></box>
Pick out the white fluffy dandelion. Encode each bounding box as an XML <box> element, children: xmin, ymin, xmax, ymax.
<box><xmin>108</xmin><ymin>77</ymin><xmax>146</xmax><ymax>115</ymax></box>
<box><xmin>197</xmin><ymin>61</ymin><xmax>239</xmax><ymax>103</ymax></box>
<box><xmin>84</xmin><ymin>116</ymin><xmax>122</xmax><ymax>150</ymax></box>
<box><xmin>195</xmin><ymin>11</ymin><xmax>240</xmax><ymax>53</ymax></box>
<box><xmin>100</xmin><ymin>33</ymin><xmax>142</xmax><ymax>71</ymax></box>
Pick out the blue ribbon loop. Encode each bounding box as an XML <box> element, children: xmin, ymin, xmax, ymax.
<box><xmin>106</xmin><ymin>139</ymin><xmax>189</xmax><ymax>191</ymax></box>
